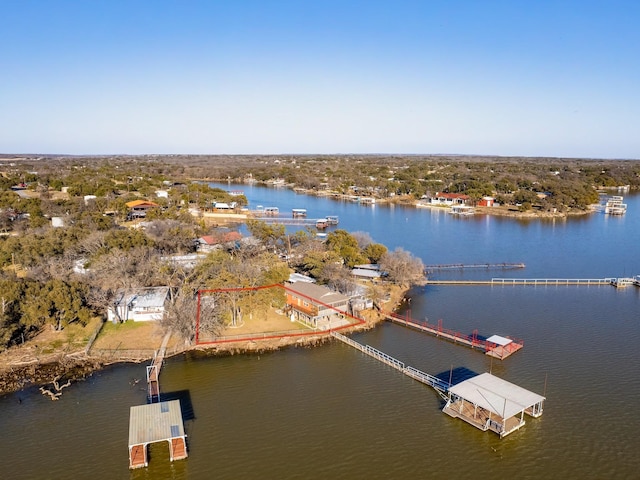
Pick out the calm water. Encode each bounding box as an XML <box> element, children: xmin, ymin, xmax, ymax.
<box><xmin>2</xmin><ymin>186</ymin><xmax>640</xmax><ymax>479</ymax></box>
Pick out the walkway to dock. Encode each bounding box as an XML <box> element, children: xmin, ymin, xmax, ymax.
<box><xmin>129</xmin><ymin>331</ymin><xmax>188</xmax><ymax>469</ymax></box>
<box><xmin>331</xmin><ymin>331</ymin><xmax>544</xmax><ymax>438</ymax></box>
<box><xmin>331</xmin><ymin>331</ymin><xmax>451</xmax><ymax>398</ymax></box>
<box><xmin>146</xmin><ymin>331</ymin><xmax>171</xmax><ymax>403</ymax></box>
<box><xmin>383</xmin><ymin>311</ymin><xmax>523</xmax><ymax>360</ymax></box>
<box><xmin>424</xmin><ymin>262</ymin><xmax>525</xmax><ymax>271</ymax></box>
<box><xmin>426</xmin><ymin>277</ymin><xmax>637</xmax><ymax>287</ymax></box>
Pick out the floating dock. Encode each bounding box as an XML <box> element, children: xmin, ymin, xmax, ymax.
<box><xmin>384</xmin><ymin>312</ymin><xmax>523</xmax><ymax>360</ymax></box>
<box><xmin>331</xmin><ymin>332</ymin><xmax>544</xmax><ymax>438</ymax></box>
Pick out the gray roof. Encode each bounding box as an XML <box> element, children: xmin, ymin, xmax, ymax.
<box><xmin>286</xmin><ymin>282</ymin><xmax>349</xmax><ymax>305</ymax></box>
<box><xmin>351</xmin><ymin>268</ymin><xmax>381</xmax><ymax>279</ymax></box>
<box><xmin>448</xmin><ymin>373</ymin><xmax>545</xmax><ymax>419</ymax></box>
<box><xmin>129</xmin><ymin>400</ymin><xmax>185</xmax><ymax>447</ymax></box>
<box><xmin>116</xmin><ymin>287</ymin><xmax>170</xmax><ymax>309</ymax></box>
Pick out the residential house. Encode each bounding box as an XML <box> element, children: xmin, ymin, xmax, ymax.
<box><xmin>427</xmin><ymin>192</ymin><xmax>470</xmax><ymax>206</ymax></box>
<box><xmin>285</xmin><ymin>282</ymin><xmax>350</xmax><ymax>329</ymax></box>
<box><xmin>107</xmin><ymin>287</ymin><xmax>171</xmax><ymax>322</ymax></box>
<box><xmin>126</xmin><ymin>200</ymin><xmax>159</xmax><ymax>219</ymax></box>
<box><xmin>196</xmin><ymin>231</ymin><xmax>242</xmax><ymax>252</ymax></box>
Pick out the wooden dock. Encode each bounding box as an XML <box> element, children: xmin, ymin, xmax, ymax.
<box><xmin>130</xmin><ymin>332</ymin><xmax>188</xmax><ymax>469</ymax></box>
<box><xmin>383</xmin><ymin>312</ymin><xmax>523</xmax><ymax>360</ymax></box>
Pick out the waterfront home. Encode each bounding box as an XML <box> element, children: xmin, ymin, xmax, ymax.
<box><xmin>427</xmin><ymin>192</ymin><xmax>470</xmax><ymax>206</ymax></box>
<box><xmin>285</xmin><ymin>282</ymin><xmax>350</xmax><ymax>329</ymax></box>
<box><xmin>108</xmin><ymin>286</ymin><xmax>171</xmax><ymax>322</ymax></box>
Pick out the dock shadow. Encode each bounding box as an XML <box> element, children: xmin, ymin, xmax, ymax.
<box><xmin>434</xmin><ymin>366</ymin><xmax>479</xmax><ymax>387</ymax></box>
<box><xmin>160</xmin><ymin>390</ymin><xmax>195</xmax><ymax>422</ymax></box>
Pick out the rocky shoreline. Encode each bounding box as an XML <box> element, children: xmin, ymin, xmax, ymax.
<box><xmin>0</xmin><ymin>290</ymin><xmax>400</xmax><ymax>398</ymax></box>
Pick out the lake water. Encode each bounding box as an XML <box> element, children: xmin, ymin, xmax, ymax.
<box><xmin>2</xmin><ymin>184</ymin><xmax>639</xmax><ymax>479</ymax></box>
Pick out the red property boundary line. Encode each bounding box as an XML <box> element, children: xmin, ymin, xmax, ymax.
<box><xmin>195</xmin><ymin>284</ymin><xmax>366</xmax><ymax>346</ymax></box>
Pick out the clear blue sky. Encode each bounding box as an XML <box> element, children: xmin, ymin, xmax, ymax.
<box><xmin>1</xmin><ymin>0</ymin><xmax>639</xmax><ymax>158</ymax></box>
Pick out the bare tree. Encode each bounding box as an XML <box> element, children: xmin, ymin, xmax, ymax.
<box><xmin>379</xmin><ymin>248</ymin><xmax>425</xmax><ymax>287</ymax></box>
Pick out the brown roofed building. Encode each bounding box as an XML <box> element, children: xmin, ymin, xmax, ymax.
<box><xmin>285</xmin><ymin>282</ymin><xmax>350</xmax><ymax>329</ymax></box>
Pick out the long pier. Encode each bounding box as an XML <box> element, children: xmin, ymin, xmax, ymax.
<box><xmin>427</xmin><ymin>277</ymin><xmax>638</xmax><ymax>287</ymax></box>
<box><xmin>424</xmin><ymin>262</ymin><xmax>526</xmax><ymax>271</ymax></box>
<box><xmin>383</xmin><ymin>312</ymin><xmax>523</xmax><ymax>360</ymax></box>
<box><xmin>145</xmin><ymin>332</ymin><xmax>171</xmax><ymax>403</ymax></box>
<box><xmin>331</xmin><ymin>331</ymin><xmax>450</xmax><ymax>398</ymax></box>
<box><xmin>331</xmin><ymin>331</ymin><xmax>545</xmax><ymax>439</ymax></box>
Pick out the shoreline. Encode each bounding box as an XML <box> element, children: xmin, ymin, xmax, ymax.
<box><xmin>0</xmin><ymin>287</ymin><xmax>405</xmax><ymax>398</ymax></box>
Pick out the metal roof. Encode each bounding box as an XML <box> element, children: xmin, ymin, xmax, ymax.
<box><xmin>448</xmin><ymin>373</ymin><xmax>545</xmax><ymax>419</ymax></box>
<box><xmin>129</xmin><ymin>400</ymin><xmax>185</xmax><ymax>447</ymax></box>
<box><xmin>486</xmin><ymin>335</ymin><xmax>513</xmax><ymax>346</ymax></box>
<box><xmin>286</xmin><ymin>282</ymin><xmax>349</xmax><ymax>305</ymax></box>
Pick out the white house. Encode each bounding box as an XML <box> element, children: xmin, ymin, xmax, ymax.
<box><xmin>108</xmin><ymin>287</ymin><xmax>171</xmax><ymax>322</ymax></box>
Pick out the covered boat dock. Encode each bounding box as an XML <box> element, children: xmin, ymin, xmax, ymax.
<box><xmin>128</xmin><ymin>400</ymin><xmax>188</xmax><ymax>469</ymax></box>
<box><xmin>443</xmin><ymin>372</ymin><xmax>545</xmax><ymax>438</ymax></box>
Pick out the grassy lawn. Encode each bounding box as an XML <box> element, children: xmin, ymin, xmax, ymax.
<box><xmin>92</xmin><ymin>320</ymin><xmax>169</xmax><ymax>351</ymax></box>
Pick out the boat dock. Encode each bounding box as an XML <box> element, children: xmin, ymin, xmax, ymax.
<box><xmin>383</xmin><ymin>312</ymin><xmax>523</xmax><ymax>360</ymax></box>
<box><xmin>331</xmin><ymin>331</ymin><xmax>544</xmax><ymax>438</ymax></box>
<box><xmin>129</xmin><ymin>332</ymin><xmax>188</xmax><ymax>469</ymax></box>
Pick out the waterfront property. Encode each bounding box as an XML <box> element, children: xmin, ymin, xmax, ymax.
<box><xmin>426</xmin><ymin>192</ymin><xmax>470</xmax><ymax>206</ymax></box>
<box><xmin>107</xmin><ymin>287</ymin><xmax>171</xmax><ymax>322</ymax></box>
<box><xmin>285</xmin><ymin>282</ymin><xmax>350</xmax><ymax>330</ymax></box>
<box><xmin>443</xmin><ymin>373</ymin><xmax>545</xmax><ymax>438</ymax></box>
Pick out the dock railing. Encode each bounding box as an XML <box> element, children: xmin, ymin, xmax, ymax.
<box><xmin>491</xmin><ymin>278</ymin><xmax>614</xmax><ymax>285</ymax></box>
<box><xmin>331</xmin><ymin>331</ymin><xmax>451</xmax><ymax>397</ymax></box>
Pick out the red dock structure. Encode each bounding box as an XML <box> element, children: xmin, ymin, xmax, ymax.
<box><xmin>383</xmin><ymin>311</ymin><xmax>523</xmax><ymax>360</ymax></box>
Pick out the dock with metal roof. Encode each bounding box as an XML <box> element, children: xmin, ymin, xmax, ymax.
<box><xmin>331</xmin><ymin>332</ymin><xmax>544</xmax><ymax>438</ymax></box>
<box><xmin>443</xmin><ymin>372</ymin><xmax>545</xmax><ymax>437</ymax></box>
<box><xmin>128</xmin><ymin>331</ymin><xmax>188</xmax><ymax>469</ymax></box>
<box><xmin>128</xmin><ymin>400</ymin><xmax>188</xmax><ymax>469</ymax></box>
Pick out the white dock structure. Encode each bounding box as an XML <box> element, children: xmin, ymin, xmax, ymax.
<box><xmin>331</xmin><ymin>332</ymin><xmax>450</xmax><ymax>398</ymax></box>
<box><xmin>331</xmin><ymin>331</ymin><xmax>545</xmax><ymax>438</ymax></box>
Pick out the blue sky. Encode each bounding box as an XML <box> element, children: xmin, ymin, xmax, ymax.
<box><xmin>1</xmin><ymin>0</ymin><xmax>639</xmax><ymax>158</ymax></box>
